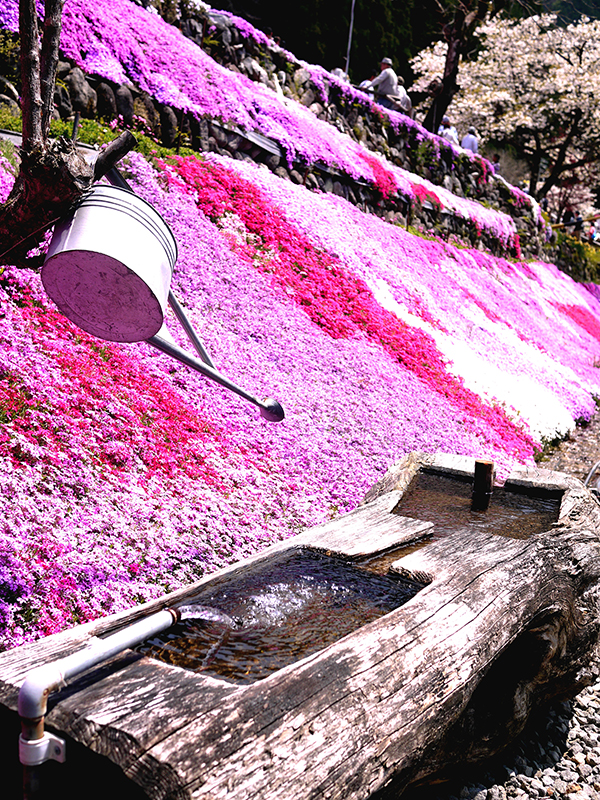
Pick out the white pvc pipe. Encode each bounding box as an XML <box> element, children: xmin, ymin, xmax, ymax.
<box><xmin>584</xmin><ymin>460</ymin><xmax>600</xmax><ymax>488</ymax></box>
<box><xmin>18</xmin><ymin>608</ymin><xmax>178</xmax><ymax>722</ymax></box>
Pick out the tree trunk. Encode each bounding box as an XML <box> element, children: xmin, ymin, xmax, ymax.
<box><xmin>422</xmin><ymin>14</ymin><xmax>466</xmax><ymax>135</ymax></box>
<box><xmin>422</xmin><ymin>1</ymin><xmax>493</xmax><ymax>136</ymax></box>
<box><xmin>0</xmin><ymin>1</ymin><xmax>136</xmax><ymax>270</ymax></box>
<box><xmin>536</xmin><ymin>108</ymin><xmax>584</xmax><ymax>200</ymax></box>
<box><xmin>0</xmin><ymin>139</ymin><xmax>94</xmax><ymax>269</ymax></box>
<box><xmin>0</xmin><ymin>0</ymin><xmax>94</xmax><ymax>269</ymax></box>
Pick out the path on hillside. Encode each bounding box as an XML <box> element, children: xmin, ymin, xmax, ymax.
<box><xmin>0</xmin><ymin>128</ymin><xmax>98</xmax><ymax>164</ymax></box>
<box><xmin>398</xmin><ymin>424</ymin><xmax>600</xmax><ymax>800</ymax></box>
<box><xmin>541</xmin><ymin>414</ymin><xmax>600</xmax><ymax>484</ymax></box>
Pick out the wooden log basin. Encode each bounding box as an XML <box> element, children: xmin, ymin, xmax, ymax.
<box><xmin>2</xmin><ymin>452</ymin><xmax>600</xmax><ymax>800</ymax></box>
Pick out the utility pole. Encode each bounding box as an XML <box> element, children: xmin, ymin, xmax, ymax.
<box><xmin>344</xmin><ymin>0</ymin><xmax>356</xmax><ymax>77</ymax></box>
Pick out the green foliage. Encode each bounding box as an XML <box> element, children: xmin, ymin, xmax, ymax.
<box><xmin>553</xmin><ymin>230</ymin><xmax>600</xmax><ymax>283</ymax></box>
<box><xmin>413</xmin><ymin>139</ymin><xmax>440</xmax><ymax>172</ymax></box>
<box><xmin>0</xmin><ymin>31</ymin><xmax>19</xmax><ymax>83</ymax></box>
<box><xmin>0</xmin><ymin>104</ymin><xmax>21</xmax><ymax>132</ymax></box>
<box><xmin>49</xmin><ymin>117</ymin><xmax>116</xmax><ymax>147</ymax></box>
<box><xmin>0</xmin><ymin>138</ymin><xmax>18</xmax><ymax>171</ymax></box>
<box><xmin>582</xmin><ymin>240</ymin><xmax>600</xmax><ymax>276</ymax></box>
<box><xmin>0</xmin><ymin>107</ymin><xmax>197</xmax><ymax>176</ymax></box>
<box><xmin>159</xmin><ymin>0</ymin><xmax>180</xmax><ymax>25</ymax></box>
<box><xmin>47</xmin><ymin>116</ymin><xmax>195</xmax><ymax>160</ymax></box>
<box><xmin>533</xmin><ymin>431</ymin><xmax>568</xmax><ymax>463</ymax></box>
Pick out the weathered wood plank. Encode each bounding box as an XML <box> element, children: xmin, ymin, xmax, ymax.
<box><xmin>1</xmin><ymin>453</ymin><xmax>599</xmax><ymax>800</ymax></box>
<box><xmin>363</xmin><ymin>453</ymin><xmax>478</xmax><ymax>505</ymax></box>
<box><xmin>45</xmin><ymin>656</ymin><xmax>238</xmax><ymax>800</ymax></box>
<box><xmin>295</xmin><ymin>490</ymin><xmax>433</xmax><ymax>558</ymax></box>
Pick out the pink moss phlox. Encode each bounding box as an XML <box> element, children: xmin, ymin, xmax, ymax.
<box><xmin>0</xmin><ymin>155</ymin><xmax>16</xmax><ymax>204</ymax></box>
<box><xmin>204</xmin><ymin>153</ymin><xmax>600</xmax><ymax>424</ymax></box>
<box><xmin>0</xmin><ymin>0</ymin><xmax>513</xmax><ymax>243</ymax></box>
<box><xmin>358</xmin><ymin>150</ymin><xmax>398</xmax><ymax>199</ymax></box>
<box><xmin>412</xmin><ymin>182</ymin><xmax>442</xmax><ymax>210</ymax></box>
<box><xmin>554</xmin><ymin>302</ymin><xmax>600</xmax><ymax>343</ymax></box>
<box><xmin>172</xmin><ymin>154</ymin><xmax>537</xmax><ymax>461</ymax></box>
<box><xmin>1</xmin><ymin>279</ymin><xmax>242</xmax><ymax>487</ymax></box>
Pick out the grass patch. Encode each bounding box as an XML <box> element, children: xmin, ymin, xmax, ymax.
<box><xmin>0</xmin><ymin>138</ymin><xmax>18</xmax><ymax>170</ymax></box>
<box><xmin>533</xmin><ymin>432</ymin><xmax>570</xmax><ymax>463</ymax></box>
<box><xmin>0</xmin><ymin>108</ymin><xmax>197</xmax><ymax>165</ymax></box>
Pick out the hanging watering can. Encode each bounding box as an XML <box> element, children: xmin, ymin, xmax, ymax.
<box><xmin>41</xmin><ymin>184</ymin><xmax>177</xmax><ymax>343</ymax></box>
<box><xmin>41</xmin><ymin>171</ymin><xmax>284</xmax><ymax>422</ymax></box>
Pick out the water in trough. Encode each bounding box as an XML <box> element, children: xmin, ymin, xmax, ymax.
<box><xmin>137</xmin><ymin>549</ymin><xmax>423</xmax><ymax>683</ymax></box>
<box><xmin>361</xmin><ymin>471</ymin><xmax>561</xmax><ymax>573</ymax></box>
<box><xmin>137</xmin><ymin>471</ymin><xmax>561</xmax><ymax>684</ymax></box>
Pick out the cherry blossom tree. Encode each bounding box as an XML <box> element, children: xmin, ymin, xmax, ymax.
<box><xmin>411</xmin><ymin>14</ymin><xmax>600</xmax><ymax>203</ymax></box>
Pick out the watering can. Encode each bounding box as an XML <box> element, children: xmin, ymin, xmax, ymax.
<box><xmin>42</xmin><ymin>184</ymin><xmax>175</xmax><ymax>343</ymax></box>
<box><xmin>41</xmin><ymin>177</ymin><xmax>284</xmax><ymax>422</ymax></box>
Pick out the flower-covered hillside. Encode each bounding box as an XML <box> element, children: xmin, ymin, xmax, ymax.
<box><xmin>1</xmin><ymin>143</ymin><xmax>600</xmax><ymax>651</ymax></box>
<box><xmin>0</xmin><ymin>0</ymin><xmax>533</xmax><ymax>251</ymax></box>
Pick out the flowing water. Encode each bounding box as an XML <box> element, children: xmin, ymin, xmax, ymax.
<box><xmin>137</xmin><ymin>549</ymin><xmax>423</xmax><ymax>684</ymax></box>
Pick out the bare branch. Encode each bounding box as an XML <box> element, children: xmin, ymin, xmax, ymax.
<box><xmin>40</xmin><ymin>0</ymin><xmax>65</xmax><ymax>137</ymax></box>
<box><xmin>550</xmin><ymin>155</ymin><xmax>597</xmax><ymax>174</ymax></box>
<box><xmin>19</xmin><ymin>0</ymin><xmax>42</xmax><ymax>151</ymax></box>
<box><xmin>537</xmin><ymin>108</ymin><xmax>583</xmax><ymax>198</ymax></box>
<box><xmin>93</xmin><ymin>131</ymin><xmax>138</xmax><ymax>182</ymax></box>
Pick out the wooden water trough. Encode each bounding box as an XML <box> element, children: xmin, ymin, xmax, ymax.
<box><xmin>2</xmin><ymin>452</ymin><xmax>600</xmax><ymax>800</ymax></box>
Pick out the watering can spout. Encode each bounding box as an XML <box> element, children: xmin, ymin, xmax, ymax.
<box><xmin>146</xmin><ymin>332</ymin><xmax>285</xmax><ymax>422</ymax></box>
<box><xmin>260</xmin><ymin>399</ymin><xmax>285</xmax><ymax>422</ymax></box>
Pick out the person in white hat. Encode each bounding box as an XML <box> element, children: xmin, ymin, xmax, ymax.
<box><xmin>461</xmin><ymin>126</ymin><xmax>478</xmax><ymax>154</ymax></box>
<box><xmin>362</xmin><ymin>58</ymin><xmax>409</xmax><ymax>111</ymax></box>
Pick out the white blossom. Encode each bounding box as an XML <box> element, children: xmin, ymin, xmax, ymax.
<box><xmin>411</xmin><ymin>14</ymin><xmax>600</xmax><ymax>204</ymax></box>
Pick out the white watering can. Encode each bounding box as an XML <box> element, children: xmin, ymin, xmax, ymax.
<box><xmin>41</xmin><ymin>177</ymin><xmax>284</xmax><ymax>422</ymax></box>
<box><xmin>42</xmin><ymin>184</ymin><xmax>176</xmax><ymax>343</ymax></box>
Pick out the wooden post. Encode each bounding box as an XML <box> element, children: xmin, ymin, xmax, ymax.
<box><xmin>471</xmin><ymin>459</ymin><xmax>494</xmax><ymax>511</ymax></box>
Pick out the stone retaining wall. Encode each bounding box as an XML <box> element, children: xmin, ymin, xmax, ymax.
<box><xmin>168</xmin><ymin>2</ymin><xmax>548</xmax><ymax>259</ymax></box>
<box><xmin>0</xmin><ymin>0</ymin><xmax>551</xmax><ymax>261</ymax></box>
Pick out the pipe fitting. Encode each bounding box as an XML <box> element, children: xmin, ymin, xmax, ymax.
<box><xmin>17</xmin><ymin>608</ymin><xmax>180</xmax><ymax>769</ymax></box>
<box><xmin>18</xmin><ymin>608</ymin><xmax>179</xmax><ymax>726</ymax></box>
<box><xmin>18</xmin><ymin>664</ymin><xmax>65</xmax><ymax>720</ymax></box>
<box><xmin>19</xmin><ymin>730</ymin><xmax>66</xmax><ymax>766</ymax></box>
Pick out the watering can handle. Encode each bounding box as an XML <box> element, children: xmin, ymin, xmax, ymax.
<box><xmin>168</xmin><ymin>291</ymin><xmax>215</xmax><ymax>369</ymax></box>
<box><xmin>94</xmin><ymin>133</ymin><xmax>138</xmax><ymax>183</ymax></box>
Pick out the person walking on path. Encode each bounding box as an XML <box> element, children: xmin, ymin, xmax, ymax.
<box><xmin>461</xmin><ymin>126</ymin><xmax>478</xmax><ymax>154</ymax></box>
